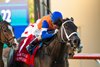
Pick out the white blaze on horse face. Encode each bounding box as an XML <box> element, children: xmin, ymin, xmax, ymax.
<box><xmin>8</xmin><ymin>25</ymin><xmax>19</xmax><ymax>49</ymax></box>
<box><xmin>8</xmin><ymin>25</ymin><xmax>14</xmax><ymax>36</ymax></box>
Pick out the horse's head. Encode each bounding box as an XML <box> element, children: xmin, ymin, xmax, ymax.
<box><xmin>0</xmin><ymin>21</ymin><xmax>18</xmax><ymax>50</ymax></box>
<box><xmin>58</xmin><ymin>17</ymin><xmax>82</xmax><ymax>58</ymax></box>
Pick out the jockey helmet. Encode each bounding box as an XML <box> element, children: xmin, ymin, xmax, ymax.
<box><xmin>51</xmin><ymin>11</ymin><xmax>63</xmax><ymax>24</ymax></box>
<box><xmin>0</xmin><ymin>15</ymin><xmax>3</xmax><ymax>22</ymax></box>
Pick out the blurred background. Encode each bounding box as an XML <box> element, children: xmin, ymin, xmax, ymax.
<box><xmin>0</xmin><ymin>0</ymin><xmax>100</xmax><ymax>67</ymax></box>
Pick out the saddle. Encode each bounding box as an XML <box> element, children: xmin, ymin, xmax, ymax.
<box><xmin>26</xmin><ymin>34</ymin><xmax>56</xmax><ymax>55</ymax></box>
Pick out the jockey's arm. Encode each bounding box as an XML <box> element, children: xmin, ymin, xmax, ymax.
<box><xmin>40</xmin><ymin>20</ymin><xmax>54</xmax><ymax>40</ymax></box>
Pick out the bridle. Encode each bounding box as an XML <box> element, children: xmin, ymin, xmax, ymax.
<box><xmin>61</xmin><ymin>20</ymin><xmax>78</xmax><ymax>42</ymax></box>
<box><xmin>0</xmin><ymin>22</ymin><xmax>15</xmax><ymax>44</ymax></box>
<box><xmin>58</xmin><ymin>20</ymin><xmax>78</xmax><ymax>58</ymax></box>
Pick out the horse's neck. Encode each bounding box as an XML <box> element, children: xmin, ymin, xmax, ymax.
<box><xmin>48</xmin><ymin>37</ymin><xmax>66</xmax><ymax>60</ymax></box>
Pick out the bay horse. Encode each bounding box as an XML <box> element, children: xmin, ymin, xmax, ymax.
<box><xmin>34</xmin><ymin>17</ymin><xmax>81</xmax><ymax>67</ymax></box>
<box><xmin>8</xmin><ymin>17</ymin><xmax>81</xmax><ymax>67</ymax></box>
<box><xmin>0</xmin><ymin>21</ymin><xmax>18</xmax><ymax>67</ymax></box>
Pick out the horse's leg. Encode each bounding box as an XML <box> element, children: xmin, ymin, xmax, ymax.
<box><xmin>0</xmin><ymin>44</ymin><xmax>4</xmax><ymax>67</ymax></box>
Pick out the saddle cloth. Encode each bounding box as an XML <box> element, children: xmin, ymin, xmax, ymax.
<box><xmin>15</xmin><ymin>34</ymin><xmax>39</xmax><ymax>66</ymax></box>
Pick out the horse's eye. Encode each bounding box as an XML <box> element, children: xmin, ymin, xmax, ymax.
<box><xmin>4</xmin><ymin>30</ymin><xmax>7</xmax><ymax>32</ymax></box>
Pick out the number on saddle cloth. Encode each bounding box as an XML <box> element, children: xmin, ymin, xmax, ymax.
<box><xmin>25</xmin><ymin>36</ymin><xmax>36</xmax><ymax>54</ymax></box>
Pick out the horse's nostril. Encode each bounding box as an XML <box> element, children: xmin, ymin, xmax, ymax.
<box><xmin>73</xmin><ymin>39</ymin><xmax>80</xmax><ymax>44</ymax></box>
<box><xmin>69</xmin><ymin>53</ymin><xmax>72</xmax><ymax>56</ymax></box>
<box><xmin>73</xmin><ymin>40</ymin><xmax>77</xmax><ymax>43</ymax></box>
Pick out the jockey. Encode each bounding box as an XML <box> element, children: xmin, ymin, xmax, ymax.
<box><xmin>21</xmin><ymin>11</ymin><xmax>63</xmax><ymax>54</ymax></box>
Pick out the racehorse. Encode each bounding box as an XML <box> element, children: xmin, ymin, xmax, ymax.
<box><xmin>0</xmin><ymin>21</ymin><xmax>18</xmax><ymax>67</ymax></box>
<box><xmin>8</xmin><ymin>17</ymin><xmax>81</xmax><ymax>67</ymax></box>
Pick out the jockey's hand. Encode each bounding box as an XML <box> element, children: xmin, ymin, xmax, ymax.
<box><xmin>53</xmin><ymin>29</ymin><xmax>59</xmax><ymax>35</ymax></box>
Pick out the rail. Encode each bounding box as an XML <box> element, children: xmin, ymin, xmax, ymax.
<box><xmin>72</xmin><ymin>53</ymin><xmax>100</xmax><ymax>64</ymax></box>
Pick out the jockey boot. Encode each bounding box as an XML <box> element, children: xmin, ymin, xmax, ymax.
<box><xmin>26</xmin><ymin>38</ymin><xmax>39</xmax><ymax>55</ymax></box>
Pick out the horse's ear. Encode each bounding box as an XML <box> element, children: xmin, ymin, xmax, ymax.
<box><xmin>4</xmin><ymin>20</ymin><xmax>9</xmax><ymax>23</ymax></box>
<box><xmin>63</xmin><ymin>17</ymin><xmax>69</xmax><ymax>22</ymax></box>
<box><xmin>66</xmin><ymin>18</ymin><xmax>70</xmax><ymax>21</ymax></box>
<box><xmin>70</xmin><ymin>17</ymin><xmax>74</xmax><ymax>22</ymax></box>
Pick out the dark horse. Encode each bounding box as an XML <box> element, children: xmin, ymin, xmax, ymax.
<box><xmin>0</xmin><ymin>21</ymin><xmax>18</xmax><ymax>67</ymax></box>
<box><xmin>8</xmin><ymin>17</ymin><xmax>81</xmax><ymax>67</ymax></box>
